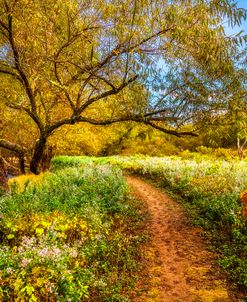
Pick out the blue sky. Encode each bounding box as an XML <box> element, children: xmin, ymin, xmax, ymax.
<box><xmin>225</xmin><ymin>0</ymin><xmax>247</xmax><ymax>35</ymax></box>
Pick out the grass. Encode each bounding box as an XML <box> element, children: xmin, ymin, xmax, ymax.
<box><xmin>51</xmin><ymin>155</ymin><xmax>247</xmax><ymax>290</ymax></box>
<box><xmin>0</xmin><ymin>164</ymin><xmax>144</xmax><ymax>301</ymax></box>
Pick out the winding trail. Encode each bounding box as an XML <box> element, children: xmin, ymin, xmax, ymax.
<box><xmin>127</xmin><ymin>176</ymin><xmax>239</xmax><ymax>302</ymax></box>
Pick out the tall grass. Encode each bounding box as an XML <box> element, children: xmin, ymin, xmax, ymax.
<box><xmin>51</xmin><ymin>155</ymin><xmax>247</xmax><ymax>289</ymax></box>
<box><xmin>0</xmin><ymin>165</ymin><xmax>143</xmax><ymax>301</ymax></box>
<box><xmin>4</xmin><ymin>165</ymin><xmax>127</xmax><ymax>216</ymax></box>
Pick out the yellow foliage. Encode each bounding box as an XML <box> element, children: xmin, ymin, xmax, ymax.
<box><xmin>8</xmin><ymin>173</ymin><xmax>49</xmax><ymax>192</ymax></box>
<box><xmin>190</xmin><ymin>176</ymin><xmax>228</xmax><ymax>195</ymax></box>
<box><xmin>2</xmin><ymin>211</ymin><xmax>88</xmax><ymax>245</ymax></box>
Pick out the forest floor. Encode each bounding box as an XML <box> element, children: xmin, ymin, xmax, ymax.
<box><xmin>127</xmin><ymin>175</ymin><xmax>243</xmax><ymax>302</ymax></box>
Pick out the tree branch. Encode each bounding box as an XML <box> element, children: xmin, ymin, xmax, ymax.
<box><xmin>0</xmin><ymin>67</ymin><xmax>22</xmax><ymax>81</ymax></box>
<box><xmin>144</xmin><ymin>121</ymin><xmax>198</xmax><ymax>137</ymax></box>
<box><xmin>77</xmin><ymin>74</ymin><xmax>138</xmax><ymax>114</ymax></box>
<box><xmin>45</xmin><ymin>113</ymin><xmax>198</xmax><ymax>138</ymax></box>
<box><xmin>0</xmin><ymin>139</ymin><xmax>26</xmax><ymax>173</ymax></box>
<box><xmin>4</xmin><ymin>101</ymin><xmax>43</xmax><ymax>129</ymax></box>
<box><xmin>5</xmin><ymin>5</ymin><xmax>39</xmax><ymax>122</ymax></box>
<box><xmin>0</xmin><ymin>139</ymin><xmax>25</xmax><ymax>155</ymax></box>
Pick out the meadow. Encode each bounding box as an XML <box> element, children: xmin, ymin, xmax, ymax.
<box><xmin>0</xmin><ymin>0</ymin><xmax>246</xmax><ymax>300</ymax></box>
<box><xmin>51</xmin><ymin>155</ymin><xmax>247</xmax><ymax>289</ymax></box>
<box><xmin>0</xmin><ymin>154</ymin><xmax>246</xmax><ymax>301</ymax></box>
<box><xmin>0</xmin><ymin>165</ymin><xmax>144</xmax><ymax>301</ymax></box>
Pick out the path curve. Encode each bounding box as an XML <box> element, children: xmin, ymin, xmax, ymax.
<box><xmin>127</xmin><ymin>175</ymin><xmax>237</xmax><ymax>302</ymax></box>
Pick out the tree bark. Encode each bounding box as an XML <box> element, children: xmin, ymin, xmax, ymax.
<box><xmin>30</xmin><ymin>135</ymin><xmax>48</xmax><ymax>175</ymax></box>
<box><xmin>0</xmin><ymin>155</ymin><xmax>8</xmax><ymax>191</ymax></box>
<box><xmin>41</xmin><ymin>146</ymin><xmax>53</xmax><ymax>172</ymax></box>
<box><xmin>19</xmin><ymin>155</ymin><xmax>25</xmax><ymax>174</ymax></box>
<box><xmin>0</xmin><ymin>140</ymin><xmax>26</xmax><ymax>174</ymax></box>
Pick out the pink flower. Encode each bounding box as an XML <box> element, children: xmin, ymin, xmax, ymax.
<box><xmin>21</xmin><ymin>258</ymin><xmax>31</xmax><ymax>267</ymax></box>
<box><xmin>38</xmin><ymin>248</ymin><xmax>50</xmax><ymax>258</ymax></box>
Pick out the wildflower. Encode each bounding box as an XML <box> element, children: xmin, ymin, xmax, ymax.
<box><xmin>70</xmin><ymin>249</ymin><xmax>78</xmax><ymax>258</ymax></box>
<box><xmin>6</xmin><ymin>267</ymin><xmax>14</xmax><ymax>274</ymax></box>
<box><xmin>18</xmin><ymin>246</ymin><xmax>24</xmax><ymax>253</ymax></box>
<box><xmin>38</xmin><ymin>248</ymin><xmax>50</xmax><ymax>258</ymax></box>
<box><xmin>21</xmin><ymin>258</ymin><xmax>31</xmax><ymax>267</ymax></box>
<box><xmin>53</xmin><ymin>248</ymin><xmax>62</xmax><ymax>257</ymax></box>
<box><xmin>48</xmin><ymin>284</ymin><xmax>55</xmax><ymax>293</ymax></box>
<box><xmin>95</xmin><ymin>234</ymin><xmax>102</xmax><ymax>241</ymax></box>
<box><xmin>21</xmin><ymin>236</ymin><xmax>36</xmax><ymax>247</ymax></box>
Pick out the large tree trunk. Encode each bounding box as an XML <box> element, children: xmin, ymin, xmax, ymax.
<box><xmin>41</xmin><ymin>146</ymin><xmax>53</xmax><ymax>172</ymax></box>
<box><xmin>19</xmin><ymin>155</ymin><xmax>25</xmax><ymax>174</ymax></box>
<box><xmin>30</xmin><ymin>135</ymin><xmax>48</xmax><ymax>175</ymax></box>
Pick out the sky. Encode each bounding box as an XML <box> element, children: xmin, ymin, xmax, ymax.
<box><xmin>225</xmin><ymin>0</ymin><xmax>247</xmax><ymax>35</ymax></box>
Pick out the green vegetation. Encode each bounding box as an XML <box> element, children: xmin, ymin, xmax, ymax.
<box><xmin>51</xmin><ymin>155</ymin><xmax>247</xmax><ymax>289</ymax></box>
<box><xmin>1</xmin><ymin>0</ymin><xmax>246</xmax><ymax>174</ymax></box>
<box><xmin>0</xmin><ymin>0</ymin><xmax>246</xmax><ymax>299</ymax></box>
<box><xmin>0</xmin><ymin>165</ymin><xmax>143</xmax><ymax>301</ymax></box>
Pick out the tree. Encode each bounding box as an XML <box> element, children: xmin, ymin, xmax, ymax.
<box><xmin>0</xmin><ymin>105</ymin><xmax>34</xmax><ymax>173</ymax></box>
<box><xmin>234</xmin><ymin>47</ymin><xmax>247</xmax><ymax>159</ymax></box>
<box><xmin>195</xmin><ymin>45</ymin><xmax>247</xmax><ymax>159</ymax></box>
<box><xmin>0</xmin><ymin>0</ymin><xmax>246</xmax><ymax>173</ymax></box>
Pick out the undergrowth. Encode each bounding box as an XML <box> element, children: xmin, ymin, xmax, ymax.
<box><xmin>51</xmin><ymin>155</ymin><xmax>247</xmax><ymax>291</ymax></box>
<box><xmin>0</xmin><ymin>164</ymin><xmax>144</xmax><ymax>301</ymax></box>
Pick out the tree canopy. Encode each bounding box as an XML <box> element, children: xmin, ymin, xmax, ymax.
<box><xmin>0</xmin><ymin>0</ymin><xmax>246</xmax><ymax>173</ymax></box>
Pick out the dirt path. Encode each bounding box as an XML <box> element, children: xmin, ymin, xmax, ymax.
<box><xmin>127</xmin><ymin>176</ymin><xmax>239</xmax><ymax>302</ymax></box>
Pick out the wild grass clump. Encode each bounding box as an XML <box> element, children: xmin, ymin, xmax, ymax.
<box><xmin>51</xmin><ymin>155</ymin><xmax>247</xmax><ymax>289</ymax></box>
<box><xmin>3</xmin><ymin>165</ymin><xmax>127</xmax><ymax>216</ymax></box>
<box><xmin>0</xmin><ymin>165</ymin><xmax>143</xmax><ymax>301</ymax></box>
